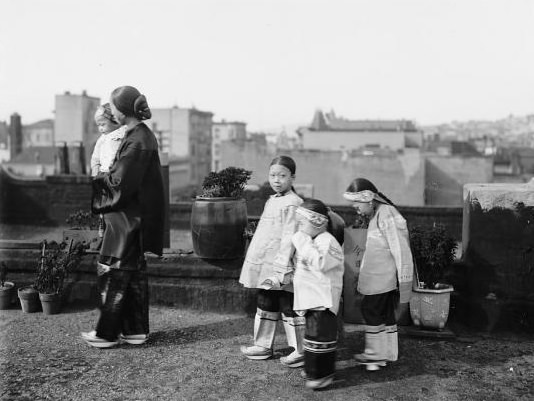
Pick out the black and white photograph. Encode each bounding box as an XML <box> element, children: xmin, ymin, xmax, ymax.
<box><xmin>1</xmin><ymin>0</ymin><xmax>533</xmax><ymax>399</ymax></box>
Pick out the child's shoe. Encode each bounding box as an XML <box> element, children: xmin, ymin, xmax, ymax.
<box><xmin>120</xmin><ymin>333</ymin><xmax>149</xmax><ymax>345</ymax></box>
<box><xmin>240</xmin><ymin>345</ymin><xmax>273</xmax><ymax>360</ymax></box>
<box><xmin>354</xmin><ymin>353</ymin><xmax>386</xmax><ymax>371</ymax></box>
<box><xmin>305</xmin><ymin>374</ymin><xmax>334</xmax><ymax>390</ymax></box>
<box><xmin>96</xmin><ymin>262</ymin><xmax>111</xmax><ymax>276</ymax></box>
<box><xmin>355</xmin><ymin>330</ymin><xmax>386</xmax><ymax>371</ymax></box>
<box><xmin>280</xmin><ymin>350</ymin><xmax>305</xmax><ymax>368</ymax></box>
<box><xmin>81</xmin><ymin>331</ymin><xmax>118</xmax><ymax>348</ymax></box>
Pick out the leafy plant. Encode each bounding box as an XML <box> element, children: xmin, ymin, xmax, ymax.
<box><xmin>351</xmin><ymin>212</ymin><xmax>370</xmax><ymax>229</ymax></box>
<box><xmin>199</xmin><ymin>167</ymin><xmax>252</xmax><ymax>198</ymax></box>
<box><xmin>66</xmin><ymin>210</ymin><xmax>100</xmax><ymax>230</ymax></box>
<box><xmin>34</xmin><ymin>240</ymin><xmax>86</xmax><ymax>294</ymax></box>
<box><xmin>409</xmin><ymin>223</ymin><xmax>458</xmax><ymax>289</ymax></box>
<box><xmin>244</xmin><ymin>220</ymin><xmax>259</xmax><ymax>240</ymax></box>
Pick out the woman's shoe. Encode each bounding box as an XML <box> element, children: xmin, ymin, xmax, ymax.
<box><xmin>240</xmin><ymin>345</ymin><xmax>273</xmax><ymax>360</ymax></box>
<box><xmin>305</xmin><ymin>374</ymin><xmax>334</xmax><ymax>390</ymax></box>
<box><xmin>80</xmin><ymin>330</ymin><xmax>96</xmax><ymax>341</ymax></box>
<box><xmin>81</xmin><ymin>331</ymin><xmax>118</xmax><ymax>348</ymax></box>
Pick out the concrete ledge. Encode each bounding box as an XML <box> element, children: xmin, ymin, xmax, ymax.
<box><xmin>0</xmin><ymin>243</ymin><xmax>256</xmax><ymax>314</ymax></box>
<box><xmin>0</xmin><ymin>240</ymin><xmax>42</xmax><ymax>249</ymax></box>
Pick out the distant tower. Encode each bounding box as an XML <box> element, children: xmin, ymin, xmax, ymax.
<box><xmin>9</xmin><ymin>113</ymin><xmax>22</xmax><ymax>159</ymax></box>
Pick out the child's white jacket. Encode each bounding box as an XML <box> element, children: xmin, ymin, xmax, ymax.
<box><xmin>292</xmin><ymin>231</ymin><xmax>344</xmax><ymax>315</ymax></box>
<box><xmin>358</xmin><ymin>204</ymin><xmax>413</xmax><ymax>303</ymax></box>
<box><xmin>239</xmin><ymin>191</ymin><xmax>302</xmax><ymax>290</ymax></box>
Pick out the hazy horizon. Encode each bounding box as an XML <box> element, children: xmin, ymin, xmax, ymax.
<box><xmin>2</xmin><ymin>0</ymin><xmax>534</xmax><ymax>131</ymax></box>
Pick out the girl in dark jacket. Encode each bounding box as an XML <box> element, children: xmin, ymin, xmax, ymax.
<box><xmin>81</xmin><ymin>86</ymin><xmax>165</xmax><ymax>348</ymax></box>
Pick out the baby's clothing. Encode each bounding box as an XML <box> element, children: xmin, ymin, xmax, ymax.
<box><xmin>90</xmin><ymin>126</ymin><xmax>126</xmax><ymax>176</ymax></box>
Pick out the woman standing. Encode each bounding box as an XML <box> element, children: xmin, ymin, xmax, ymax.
<box><xmin>82</xmin><ymin>86</ymin><xmax>165</xmax><ymax>348</ymax></box>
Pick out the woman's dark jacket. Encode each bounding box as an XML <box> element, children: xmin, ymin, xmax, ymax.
<box><xmin>92</xmin><ymin>122</ymin><xmax>165</xmax><ymax>257</ymax></box>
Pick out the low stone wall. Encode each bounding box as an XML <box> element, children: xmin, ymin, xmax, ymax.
<box><xmin>1</xmin><ymin>241</ymin><xmax>256</xmax><ymax>315</ymax></box>
<box><xmin>173</xmin><ymin>202</ymin><xmax>463</xmax><ymax>240</ymax></box>
<box><xmin>0</xmin><ymin>239</ymin><xmax>519</xmax><ymax>333</ymax></box>
<box><xmin>0</xmin><ymin>170</ymin><xmax>92</xmax><ymax>226</ymax></box>
<box><xmin>0</xmin><ymin>168</ymin><xmax>463</xmax><ymax>240</ymax></box>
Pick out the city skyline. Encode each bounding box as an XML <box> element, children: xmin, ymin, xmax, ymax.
<box><xmin>2</xmin><ymin>0</ymin><xmax>534</xmax><ymax>132</ymax></box>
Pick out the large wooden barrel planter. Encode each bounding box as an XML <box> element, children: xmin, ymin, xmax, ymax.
<box><xmin>191</xmin><ymin>197</ymin><xmax>248</xmax><ymax>259</ymax></box>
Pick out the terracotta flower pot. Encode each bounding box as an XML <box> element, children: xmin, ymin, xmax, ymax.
<box><xmin>39</xmin><ymin>292</ymin><xmax>62</xmax><ymax>315</ymax></box>
<box><xmin>409</xmin><ymin>284</ymin><xmax>454</xmax><ymax>330</ymax></box>
<box><xmin>18</xmin><ymin>286</ymin><xmax>41</xmax><ymax>313</ymax></box>
<box><xmin>0</xmin><ymin>282</ymin><xmax>15</xmax><ymax>309</ymax></box>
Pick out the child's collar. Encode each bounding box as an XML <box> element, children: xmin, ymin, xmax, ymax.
<box><xmin>274</xmin><ymin>189</ymin><xmax>291</xmax><ymax>197</ymax></box>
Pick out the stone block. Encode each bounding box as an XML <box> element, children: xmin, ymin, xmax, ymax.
<box><xmin>461</xmin><ymin>182</ymin><xmax>534</xmax><ymax>332</ymax></box>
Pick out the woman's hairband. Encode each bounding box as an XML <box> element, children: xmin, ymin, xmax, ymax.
<box><xmin>343</xmin><ymin>190</ymin><xmax>390</xmax><ymax>205</ymax></box>
<box><xmin>343</xmin><ymin>190</ymin><xmax>375</xmax><ymax>203</ymax></box>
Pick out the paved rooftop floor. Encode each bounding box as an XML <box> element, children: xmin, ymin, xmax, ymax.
<box><xmin>1</xmin><ymin>303</ymin><xmax>533</xmax><ymax>401</ymax></box>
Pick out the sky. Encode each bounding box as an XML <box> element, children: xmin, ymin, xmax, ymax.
<box><xmin>1</xmin><ymin>0</ymin><xmax>534</xmax><ymax>132</ymax></box>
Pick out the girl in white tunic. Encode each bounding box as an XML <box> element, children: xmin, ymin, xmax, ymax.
<box><xmin>239</xmin><ymin>156</ymin><xmax>305</xmax><ymax>367</ymax></box>
<box><xmin>343</xmin><ymin>177</ymin><xmax>413</xmax><ymax>371</ymax></box>
<box><xmin>292</xmin><ymin>199</ymin><xmax>344</xmax><ymax>390</ymax></box>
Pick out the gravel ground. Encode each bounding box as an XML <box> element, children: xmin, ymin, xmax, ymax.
<box><xmin>1</xmin><ymin>303</ymin><xmax>533</xmax><ymax>401</ymax></box>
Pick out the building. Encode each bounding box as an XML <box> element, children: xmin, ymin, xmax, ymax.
<box><xmin>149</xmin><ymin>106</ymin><xmax>213</xmax><ymax>186</ymax></box>
<box><xmin>3</xmin><ymin>146</ymin><xmax>57</xmax><ymax>176</ymax></box>
<box><xmin>297</xmin><ymin>109</ymin><xmax>422</xmax><ymax>151</ymax></box>
<box><xmin>219</xmin><ymin>139</ymin><xmax>493</xmax><ymax>207</ymax></box>
<box><xmin>22</xmin><ymin>119</ymin><xmax>54</xmax><ymax>148</ymax></box>
<box><xmin>0</xmin><ymin>121</ymin><xmax>9</xmax><ymax>162</ymax></box>
<box><xmin>54</xmin><ymin>90</ymin><xmax>100</xmax><ymax>171</ymax></box>
<box><xmin>211</xmin><ymin>121</ymin><xmax>247</xmax><ymax>171</ymax></box>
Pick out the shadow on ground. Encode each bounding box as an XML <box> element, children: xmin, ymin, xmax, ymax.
<box><xmin>148</xmin><ymin>316</ymin><xmax>253</xmax><ymax>347</ymax></box>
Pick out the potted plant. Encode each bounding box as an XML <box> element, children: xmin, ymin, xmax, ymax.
<box><xmin>17</xmin><ymin>285</ymin><xmax>40</xmax><ymax>313</ymax></box>
<box><xmin>34</xmin><ymin>240</ymin><xmax>85</xmax><ymax>314</ymax></box>
<box><xmin>409</xmin><ymin>223</ymin><xmax>458</xmax><ymax>330</ymax></box>
<box><xmin>191</xmin><ymin>167</ymin><xmax>252</xmax><ymax>259</ymax></box>
<box><xmin>0</xmin><ymin>262</ymin><xmax>15</xmax><ymax>309</ymax></box>
<box><xmin>64</xmin><ymin>210</ymin><xmax>101</xmax><ymax>251</ymax></box>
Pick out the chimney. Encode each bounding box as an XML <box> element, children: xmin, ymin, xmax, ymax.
<box><xmin>9</xmin><ymin>113</ymin><xmax>22</xmax><ymax>159</ymax></box>
<box><xmin>56</xmin><ymin>142</ymin><xmax>70</xmax><ymax>174</ymax></box>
